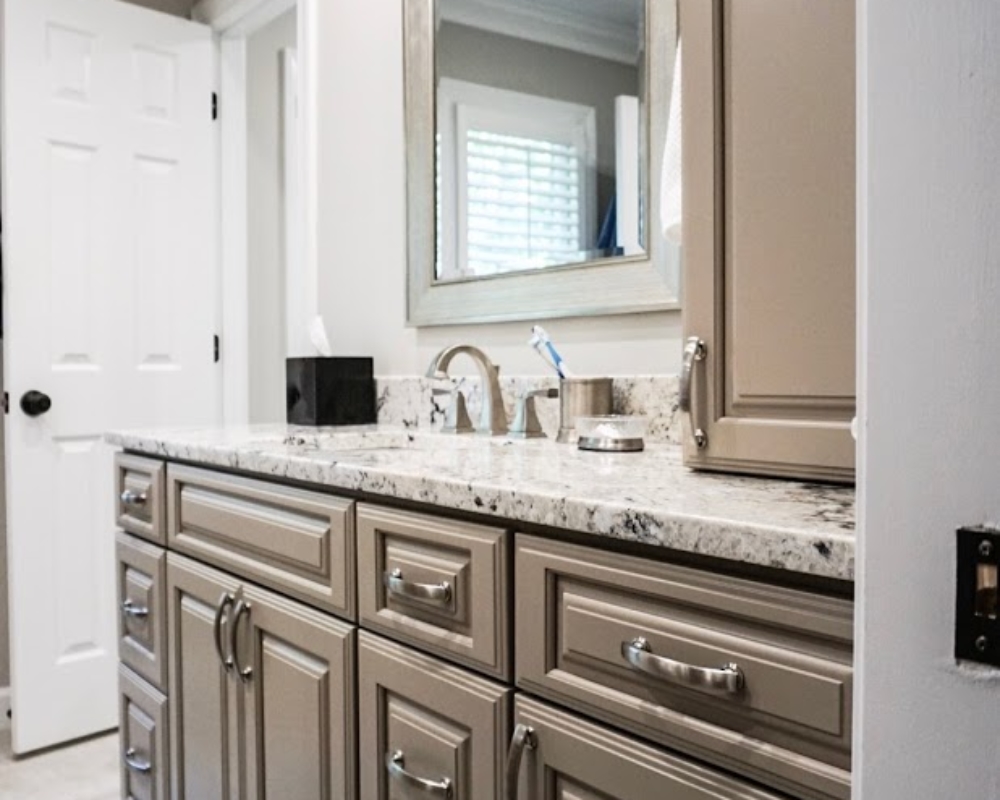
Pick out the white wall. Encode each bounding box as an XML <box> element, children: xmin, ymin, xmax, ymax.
<box><xmin>855</xmin><ymin>0</ymin><xmax>1000</xmax><ymax>797</ymax></box>
<box><xmin>123</xmin><ymin>0</ymin><xmax>196</xmax><ymax>17</ymax></box>
<box><xmin>314</xmin><ymin>0</ymin><xmax>683</xmax><ymax>377</ymax></box>
<box><xmin>247</xmin><ymin>8</ymin><xmax>297</xmax><ymax>422</ymax></box>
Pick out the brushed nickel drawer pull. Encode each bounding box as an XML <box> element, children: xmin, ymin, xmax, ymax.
<box><xmin>386</xmin><ymin>750</ymin><xmax>453</xmax><ymax>798</ymax></box>
<box><xmin>120</xmin><ymin>490</ymin><xmax>148</xmax><ymax>507</ymax></box>
<box><xmin>124</xmin><ymin>748</ymin><xmax>152</xmax><ymax>774</ymax></box>
<box><xmin>230</xmin><ymin>599</ymin><xmax>252</xmax><ymax>682</ymax></box>
<box><xmin>621</xmin><ymin>637</ymin><xmax>744</xmax><ymax>695</ymax></box>
<box><xmin>121</xmin><ymin>600</ymin><xmax>149</xmax><ymax>619</ymax></box>
<box><xmin>679</xmin><ymin>336</ymin><xmax>708</xmax><ymax>449</ymax></box>
<box><xmin>503</xmin><ymin>724</ymin><xmax>537</xmax><ymax>800</ymax></box>
<box><xmin>213</xmin><ymin>593</ymin><xmax>236</xmax><ymax>672</ymax></box>
<box><xmin>384</xmin><ymin>568</ymin><xmax>452</xmax><ymax>604</ymax></box>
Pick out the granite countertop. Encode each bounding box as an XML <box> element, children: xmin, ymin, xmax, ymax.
<box><xmin>106</xmin><ymin>424</ymin><xmax>855</xmax><ymax>582</ymax></box>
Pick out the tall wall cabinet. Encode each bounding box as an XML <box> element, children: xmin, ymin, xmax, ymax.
<box><xmin>679</xmin><ymin>0</ymin><xmax>857</xmax><ymax>482</ymax></box>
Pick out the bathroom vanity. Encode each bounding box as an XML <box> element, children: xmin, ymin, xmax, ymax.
<box><xmin>109</xmin><ymin>425</ymin><xmax>854</xmax><ymax>800</ymax></box>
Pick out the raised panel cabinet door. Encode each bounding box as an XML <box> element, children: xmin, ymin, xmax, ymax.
<box><xmin>166</xmin><ymin>554</ymin><xmax>243</xmax><ymax>800</ymax></box>
<box><xmin>167</xmin><ymin>464</ymin><xmax>357</xmax><ymax>619</ymax></box>
<box><xmin>116</xmin><ymin>454</ymin><xmax>166</xmax><ymax>546</ymax></box>
<box><xmin>237</xmin><ymin>584</ymin><xmax>357</xmax><ymax>800</ymax></box>
<box><xmin>116</xmin><ymin>532</ymin><xmax>168</xmax><ymax>691</ymax></box>
<box><xmin>358</xmin><ymin>631</ymin><xmax>511</xmax><ymax>800</ymax></box>
<box><xmin>357</xmin><ymin>504</ymin><xmax>511</xmax><ymax>679</ymax></box>
<box><xmin>119</xmin><ymin>665</ymin><xmax>169</xmax><ymax>800</ymax></box>
<box><xmin>679</xmin><ymin>0</ymin><xmax>856</xmax><ymax>482</ymax></box>
<box><xmin>507</xmin><ymin>696</ymin><xmax>786</xmax><ymax>800</ymax></box>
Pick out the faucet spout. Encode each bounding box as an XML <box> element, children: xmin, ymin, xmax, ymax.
<box><xmin>426</xmin><ymin>345</ymin><xmax>508</xmax><ymax>436</ymax></box>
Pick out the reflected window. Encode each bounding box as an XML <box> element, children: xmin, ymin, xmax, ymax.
<box><xmin>437</xmin><ymin>79</ymin><xmax>597</xmax><ymax>279</ymax></box>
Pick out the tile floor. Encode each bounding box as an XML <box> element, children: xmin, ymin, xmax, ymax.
<box><xmin>0</xmin><ymin>728</ymin><xmax>120</xmax><ymax>799</ymax></box>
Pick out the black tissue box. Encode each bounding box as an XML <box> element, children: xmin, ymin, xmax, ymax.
<box><xmin>286</xmin><ymin>357</ymin><xmax>377</xmax><ymax>426</ymax></box>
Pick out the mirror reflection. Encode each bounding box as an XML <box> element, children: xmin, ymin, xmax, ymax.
<box><xmin>434</xmin><ymin>0</ymin><xmax>646</xmax><ymax>282</ymax></box>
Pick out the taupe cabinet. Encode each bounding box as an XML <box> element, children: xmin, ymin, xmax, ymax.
<box><xmin>679</xmin><ymin>0</ymin><xmax>856</xmax><ymax>482</ymax></box>
<box><xmin>166</xmin><ymin>553</ymin><xmax>356</xmax><ymax>800</ymax></box>
<box><xmin>114</xmin><ymin>453</ymin><xmax>853</xmax><ymax>800</ymax></box>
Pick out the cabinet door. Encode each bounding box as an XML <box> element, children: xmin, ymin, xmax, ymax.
<box><xmin>239</xmin><ymin>584</ymin><xmax>357</xmax><ymax>800</ymax></box>
<box><xmin>680</xmin><ymin>0</ymin><xmax>856</xmax><ymax>482</ymax></box>
<box><xmin>166</xmin><ymin>554</ymin><xmax>243</xmax><ymax>800</ymax></box>
<box><xmin>358</xmin><ymin>631</ymin><xmax>511</xmax><ymax>800</ymax></box>
<box><xmin>509</xmin><ymin>696</ymin><xmax>786</xmax><ymax>800</ymax></box>
<box><xmin>120</xmin><ymin>665</ymin><xmax>169</xmax><ymax>800</ymax></box>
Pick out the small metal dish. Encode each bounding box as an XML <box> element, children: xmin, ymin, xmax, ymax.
<box><xmin>578</xmin><ymin>436</ymin><xmax>645</xmax><ymax>453</ymax></box>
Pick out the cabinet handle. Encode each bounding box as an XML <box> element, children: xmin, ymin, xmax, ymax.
<box><xmin>121</xmin><ymin>599</ymin><xmax>149</xmax><ymax>619</ymax></box>
<box><xmin>620</xmin><ymin>637</ymin><xmax>744</xmax><ymax>695</ymax></box>
<box><xmin>678</xmin><ymin>336</ymin><xmax>708</xmax><ymax>449</ymax></box>
<box><xmin>230</xmin><ymin>599</ymin><xmax>252</xmax><ymax>682</ymax></box>
<box><xmin>120</xmin><ymin>490</ymin><xmax>148</xmax><ymax>507</ymax></box>
<box><xmin>123</xmin><ymin>747</ymin><xmax>152</xmax><ymax>774</ymax></box>
<box><xmin>386</xmin><ymin>750</ymin><xmax>452</xmax><ymax>798</ymax></box>
<box><xmin>383</xmin><ymin>568</ymin><xmax>451</xmax><ymax>604</ymax></box>
<box><xmin>503</xmin><ymin>724</ymin><xmax>536</xmax><ymax>800</ymax></box>
<box><xmin>213</xmin><ymin>593</ymin><xmax>236</xmax><ymax>671</ymax></box>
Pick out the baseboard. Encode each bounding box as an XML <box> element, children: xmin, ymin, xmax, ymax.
<box><xmin>0</xmin><ymin>687</ymin><xmax>10</xmax><ymax>731</ymax></box>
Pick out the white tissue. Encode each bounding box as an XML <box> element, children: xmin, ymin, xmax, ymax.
<box><xmin>308</xmin><ymin>315</ymin><xmax>332</xmax><ymax>357</ymax></box>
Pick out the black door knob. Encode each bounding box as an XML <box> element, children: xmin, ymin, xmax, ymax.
<box><xmin>20</xmin><ymin>390</ymin><xmax>52</xmax><ymax>417</ymax></box>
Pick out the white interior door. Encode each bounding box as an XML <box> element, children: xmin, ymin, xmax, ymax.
<box><xmin>2</xmin><ymin>0</ymin><xmax>219</xmax><ymax>753</ymax></box>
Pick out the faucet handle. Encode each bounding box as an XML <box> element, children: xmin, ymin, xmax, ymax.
<box><xmin>509</xmin><ymin>388</ymin><xmax>559</xmax><ymax>439</ymax></box>
<box><xmin>433</xmin><ymin>386</ymin><xmax>474</xmax><ymax>434</ymax></box>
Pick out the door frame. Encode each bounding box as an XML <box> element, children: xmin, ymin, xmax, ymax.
<box><xmin>193</xmin><ymin>0</ymin><xmax>319</xmax><ymax>425</ymax></box>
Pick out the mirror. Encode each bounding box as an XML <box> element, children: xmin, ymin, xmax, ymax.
<box><xmin>406</xmin><ymin>0</ymin><xmax>679</xmax><ymax>326</ymax></box>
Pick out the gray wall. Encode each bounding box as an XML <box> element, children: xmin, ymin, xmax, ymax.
<box><xmin>437</xmin><ymin>22</ymin><xmax>640</xmax><ymax>231</ymax></box>
<box><xmin>0</xmin><ymin>348</ymin><xmax>7</xmax><ymax>689</ymax></box>
<box><xmin>247</xmin><ymin>8</ymin><xmax>297</xmax><ymax>423</ymax></box>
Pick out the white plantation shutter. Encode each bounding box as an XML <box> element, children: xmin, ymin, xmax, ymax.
<box><xmin>465</xmin><ymin>131</ymin><xmax>583</xmax><ymax>274</ymax></box>
<box><xmin>437</xmin><ymin>79</ymin><xmax>597</xmax><ymax>280</ymax></box>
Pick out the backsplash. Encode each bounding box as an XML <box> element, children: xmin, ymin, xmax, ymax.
<box><xmin>375</xmin><ymin>375</ymin><xmax>681</xmax><ymax>444</ymax></box>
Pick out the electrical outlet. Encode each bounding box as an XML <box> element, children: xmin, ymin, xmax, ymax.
<box><xmin>0</xmin><ymin>688</ymin><xmax>10</xmax><ymax>731</ymax></box>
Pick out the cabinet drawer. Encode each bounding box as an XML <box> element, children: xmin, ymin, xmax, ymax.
<box><xmin>167</xmin><ymin>464</ymin><xmax>356</xmax><ymax>619</ymax></box>
<box><xmin>117</xmin><ymin>533</ymin><xmax>168</xmax><ymax>691</ymax></box>
<box><xmin>120</xmin><ymin>665</ymin><xmax>169</xmax><ymax>800</ymax></box>
<box><xmin>358</xmin><ymin>631</ymin><xmax>511</xmax><ymax>800</ymax></box>
<box><xmin>515</xmin><ymin>535</ymin><xmax>853</xmax><ymax>800</ymax></box>
<box><xmin>357</xmin><ymin>505</ymin><xmax>510</xmax><ymax>679</ymax></box>
<box><xmin>116</xmin><ymin>454</ymin><xmax>166</xmax><ymax>545</ymax></box>
<box><xmin>509</xmin><ymin>696</ymin><xmax>786</xmax><ymax>800</ymax></box>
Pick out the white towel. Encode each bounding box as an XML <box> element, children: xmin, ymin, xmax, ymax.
<box><xmin>660</xmin><ymin>40</ymin><xmax>683</xmax><ymax>245</ymax></box>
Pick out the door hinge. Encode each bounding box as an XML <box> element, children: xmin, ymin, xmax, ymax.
<box><xmin>213</xmin><ymin>335</ymin><xmax>220</xmax><ymax>363</ymax></box>
<box><xmin>212</xmin><ymin>92</ymin><xmax>218</xmax><ymax>121</ymax></box>
<box><xmin>2</xmin><ymin>392</ymin><xmax>7</xmax><ymax>414</ymax></box>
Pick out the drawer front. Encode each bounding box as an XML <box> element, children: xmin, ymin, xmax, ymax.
<box><xmin>167</xmin><ymin>464</ymin><xmax>356</xmax><ymax>619</ymax></box>
<box><xmin>116</xmin><ymin>454</ymin><xmax>166</xmax><ymax>545</ymax></box>
<box><xmin>515</xmin><ymin>535</ymin><xmax>854</xmax><ymax>800</ymax></box>
<box><xmin>120</xmin><ymin>665</ymin><xmax>169</xmax><ymax>800</ymax></box>
<box><xmin>510</xmin><ymin>696</ymin><xmax>786</xmax><ymax>800</ymax></box>
<box><xmin>117</xmin><ymin>533</ymin><xmax>168</xmax><ymax>691</ymax></box>
<box><xmin>358</xmin><ymin>631</ymin><xmax>511</xmax><ymax>800</ymax></box>
<box><xmin>357</xmin><ymin>505</ymin><xmax>510</xmax><ymax>679</ymax></box>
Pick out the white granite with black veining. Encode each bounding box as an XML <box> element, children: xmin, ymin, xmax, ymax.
<box><xmin>106</xmin><ymin>424</ymin><xmax>855</xmax><ymax>581</ymax></box>
<box><xmin>375</xmin><ymin>375</ymin><xmax>682</xmax><ymax>444</ymax></box>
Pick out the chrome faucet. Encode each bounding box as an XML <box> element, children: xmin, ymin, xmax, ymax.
<box><xmin>426</xmin><ymin>345</ymin><xmax>508</xmax><ymax>435</ymax></box>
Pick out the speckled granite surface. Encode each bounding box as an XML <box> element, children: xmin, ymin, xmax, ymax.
<box><xmin>106</xmin><ymin>424</ymin><xmax>855</xmax><ymax>581</ymax></box>
<box><xmin>374</xmin><ymin>375</ymin><xmax>682</xmax><ymax>444</ymax></box>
